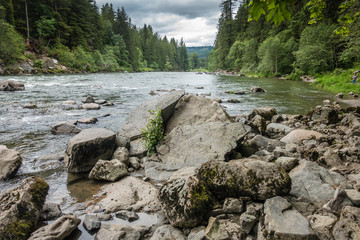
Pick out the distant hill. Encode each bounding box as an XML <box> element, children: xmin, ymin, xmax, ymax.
<box><xmin>187</xmin><ymin>46</ymin><xmax>213</xmax><ymax>58</ymax></box>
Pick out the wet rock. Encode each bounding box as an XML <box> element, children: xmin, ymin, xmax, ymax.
<box><xmin>289</xmin><ymin>161</ymin><xmax>349</xmax><ymax>205</ymax></box>
<box><xmin>250</xmin><ymin>86</ymin><xmax>266</xmax><ymax>92</ymax></box>
<box><xmin>95</xmin><ymin>223</ymin><xmax>149</xmax><ymax>240</ymax></box>
<box><xmin>103</xmin><ymin>101</ymin><xmax>114</xmax><ymax>106</ymax></box>
<box><xmin>129</xmin><ymin>139</ymin><xmax>147</xmax><ymax>157</ymax></box>
<box><xmin>82</xmin><ymin>103</ymin><xmax>100</xmax><ymax>110</ymax></box>
<box><xmin>28</xmin><ymin>215</ymin><xmax>80</xmax><ymax>240</ymax></box>
<box><xmin>332</xmin><ymin>206</ymin><xmax>360</xmax><ymax>240</ymax></box>
<box><xmin>309</xmin><ymin>211</ymin><xmax>337</xmax><ymax>240</ymax></box>
<box><xmin>89</xmin><ymin>159</ymin><xmax>128</xmax><ymax>182</ymax></box>
<box><xmin>159</xmin><ymin>173</ymin><xmax>213</xmax><ymax>228</ymax></box>
<box><xmin>228</xmin><ymin>98</ymin><xmax>240</xmax><ymax>103</ymax></box>
<box><xmin>35</xmin><ymin>153</ymin><xmax>64</xmax><ymax>163</ymax></box>
<box><xmin>261</xmin><ymin>196</ymin><xmax>318</xmax><ymax>240</ymax></box>
<box><xmin>64</xmin><ymin>128</ymin><xmax>116</xmax><ymax>173</ymax></box>
<box><xmin>129</xmin><ymin>157</ymin><xmax>140</xmax><ymax>170</ymax></box>
<box><xmin>115</xmin><ymin>210</ymin><xmax>139</xmax><ymax>222</ymax></box>
<box><xmin>275</xmin><ymin>157</ymin><xmax>299</xmax><ymax>171</ymax></box>
<box><xmin>92</xmin><ymin>176</ymin><xmax>160</xmax><ymax>213</ymax></box>
<box><xmin>83</xmin><ymin>214</ymin><xmax>101</xmax><ymax>231</ymax></box>
<box><xmin>198</xmin><ymin>158</ymin><xmax>291</xmax><ymax>201</ymax></box>
<box><xmin>112</xmin><ymin>147</ymin><xmax>130</xmax><ymax>165</ymax></box>
<box><xmin>0</xmin><ymin>79</ymin><xmax>25</xmax><ymax>91</ymax></box>
<box><xmin>146</xmin><ymin>122</ymin><xmax>248</xmax><ymax>181</ymax></box>
<box><xmin>281</xmin><ymin>129</ymin><xmax>323</xmax><ymax>144</ymax></box>
<box><xmin>166</xmin><ymin>94</ymin><xmax>233</xmax><ymax>132</ymax></box>
<box><xmin>40</xmin><ymin>203</ymin><xmax>62</xmax><ymax>221</ymax></box>
<box><xmin>250</xmin><ymin>107</ymin><xmax>277</xmax><ymax>121</ymax></box>
<box><xmin>61</xmin><ymin>100</ymin><xmax>76</xmax><ymax>105</ymax></box>
<box><xmin>95</xmin><ymin>99</ymin><xmax>107</xmax><ymax>104</ymax></box>
<box><xmin>118</xmin><ymin>90</ymin><xmax>185</xmax><ymax>140</ymax></box>
<box><xmin>22</xmin><ymin>103</ymin><xmax>37</xmax><ymax>109</ymax></box>
<box><xmin>150</xmin><ymin>225</ymin><xmax>186</xmax><ymax>240</ymax></box>
<box><xmin>205</xmin><ymin>217</ymin><xmax>243</xmax><ymax>240</ymax></box>
<box><xmin>0</xmin><ymin>145</ymin><xmax>22</xmax><ymax>180</ymax></box>
<box><xmin>51</xmin><ymin>122</ymin><xmax>81</xmax><ymax>135</ymax></box>
<box><xmin>82</xmin><ymin>95</ymin><xmax>94</xmax><ymax>103</ymax></box>
<box><xmin>77</xmin><ymin>117</ymin><xmax>98</xmax><ymax>124</ymax></box>
<box><xmin>0</xmin><ymin>177</ymin><xmax>49</xmax><ymax>239</ymax></box>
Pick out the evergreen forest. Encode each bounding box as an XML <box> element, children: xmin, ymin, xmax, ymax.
<box><xmin>209</xmin><ymin>0</ymin><xmax>360</xmax><ymax>81</ymax></box>
<box><xmin>0</xmin><ymin>0</ymin><xmax>189</xmax><ymax>72</ymax></box>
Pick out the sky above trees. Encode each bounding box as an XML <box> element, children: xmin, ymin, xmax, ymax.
<box><xmin>95</xmin><ymin>0</ymin><xmax>222</xmax><ymax>46</ymax></box>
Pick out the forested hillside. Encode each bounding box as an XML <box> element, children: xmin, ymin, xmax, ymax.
<box><xmin>0</xmin><ymin>0</ymin><xmax>188</xmax><ymax>72</ymax></box>
<box><xmin>187</xmin><ymin>46</ymin><xmax>213</xmax><ymax>69</ymax></box>
<box><xmin>209</xmin><ymin>0</ymin><xmax>360</xmax><ymax>80</ymax></box>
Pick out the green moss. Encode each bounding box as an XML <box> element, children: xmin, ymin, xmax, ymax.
<box><xmin>28</xmin><ymin>177</ymin><xmax>49</xmax><ymax>209</ymax></box>
<box><xmin>190</xmin><ymin>181</ymin><xmax>214</xmax><ymax>215</ymax></box>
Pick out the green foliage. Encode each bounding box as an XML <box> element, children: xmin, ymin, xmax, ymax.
<box><xmin>34</xmin><ymin>59</ymin><xmax>43</xmax><ymax>68</ymax></box>
<box><xmin>0</xmin><ymin>19</ymin><xmax>24</xmax><ymax>64</ymax></box>
<box><xmin>248</xmin><ymin>0</ymin><xmax>293</xmax><ymax>25</ymax></box>
<box><xmin>141</xmin><ymin>108</ymin><xmax>165</xmax><ymax>157</ymax></box>
<box><xmin>35</xmin><ymin>17</ymin><xmax>56</xmax><ymax>39</ymax></box>
<box><xmin>73</xmin><ymin>46</ymin><xmax>95</xmax><ymax>71</ymax></box>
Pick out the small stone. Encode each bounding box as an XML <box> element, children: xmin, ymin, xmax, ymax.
<box><xmin>62</xmin><ymin>100</ymin><xmax>76</xmax><ymax>105</ymax></box>
<box><xmin>82</xmin><ymin>95</ymin><xmax>94</xmax><ymax>103</ymax></box>
<box><xmin>239</xmin><ymin>213</ymin><xmax>257</xmax><ymax>234</ymax></box>
<box><xmin>112</xmin><ymin>147</ymin><xmax>130</xmax><ymax>166</ymax></box>
<box><xmin>88</xmin><ymin>159</ymin><xmax>128</xmax><ymax>182</ymax></box>
<box><xmin>95</xmin><ymin>99</ymin><xmax>107</xmax><ymax>104</ymax></box>
<box><xmin>129</xmin><ymin>157</ymin><xmax>140</xmax><ymax>170</ymax></box>
<box><xmin>115</xmin><ymin>210</ymin><xmax>139</xmax><ymax>222</ymax></box>
<box><xmin>82</xmin><ymin>103</ymin><xmax>100</xmax><ymax>110</ymax></box>
<box><xmin>223</xmin><ymin>198</ymin><xmax>244</xmax><ymax>214</ymax></box>
<box><xmin>83</xmin><ymin>214</ymin><xmax>101</xmax><ymax>231</ymax></box>
<box><xmin>77</xmin><ymin>117</ymin><xmax>98</xmax><ymax>124</ymax></box>
<box><xmin>40</xmin><ymin>203</ymin><xmax>62</xmax><ymax>221</ymax></box>
<box><xmin>345</xmin><ymin>189</ymin><xmax>360</xmax><ymax>206</ymax></box>
<box><xmin>228</xmin><ymin>98</ymin><xmax>240</xmax><ymax>103</ymax></box>
<box><xmin>275</xmin><ymin>157</ymin><xmax>299</xmax><ymax>171</ymax></box>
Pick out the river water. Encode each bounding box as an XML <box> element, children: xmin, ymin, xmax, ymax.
<box><xmin>0</xmin><ymin>72</ymin><xmax>335</xmax><ymax>237</ymax></box>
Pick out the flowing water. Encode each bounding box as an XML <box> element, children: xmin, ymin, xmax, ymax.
<box><xmin>0</xmin><ymin>72</ymin><xmax>336</xmax><ymax>238</ymax></box>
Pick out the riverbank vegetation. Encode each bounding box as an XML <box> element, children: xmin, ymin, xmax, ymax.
<box><xmin>0</xmin><ymin>1</ymin><xmax>188</xmax><ymax>72</ymax></box>
<box><xmin>209</xmin><ymin>0</ymin><xmax>360</xmax><ymax>92</ymax></box>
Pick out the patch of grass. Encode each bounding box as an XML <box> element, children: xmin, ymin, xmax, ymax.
<box><xmin>141</xmin><ymin>108</ymin><xmax>165</xmax><ymax>156</ymax></box>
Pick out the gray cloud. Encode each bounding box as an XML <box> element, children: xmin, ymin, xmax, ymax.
<box><xmin>95</xmin><ymin>0</ymin><xmax>221</xmax><ymax>46</ymax></box>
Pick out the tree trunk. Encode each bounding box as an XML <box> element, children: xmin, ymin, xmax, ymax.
<box><xmin>25</xmin><ymin>0</ymin><xmax>30</xmax><ymax>46</ymax></box>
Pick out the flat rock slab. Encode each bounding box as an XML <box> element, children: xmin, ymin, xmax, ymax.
<box><xmin>145</xmin><ymin>122</ymin><xmax>248</xmax><ymax>181</ymax></box>
<box><xmin>0</xmin><ymin>145</ymin><xmax>22</xmax><ymax>180</ymax></box>
<box><xmin>91</xmin><ymin>176</ymin><xmax>160</xmax><ymax>213</ymax></box>
<box><xmin>166</xmin><ymin>94</ymin><xmax>233</xmax><ymax>132</ymax></box>
<box><xmin>281</xmin><ymin>129</ymin><xmax>322</xmax><ymax>143</ymax></box>
<box><xmin>118</xmin><ymin>90</ymin><xmax>185</xmax><ymax>140</ymax></box>
<box><xmin>262</xmin><ymin>196</ymin><xmax>318</xmax><ymax>240</ymax></box>
<box><xmin>289</xmin><ymin>160</ymin><xmax>349</xmax><ymax>205</ymax></box>
<box><xmin>28</xmin><ymin>215</ymin><xmax>80</xmax><ymax>240</ymax></box>
<box><xmin>0</xmin><ymin>80</ymin><xmax>25</xmax><ymax>91</ymax></box>
<box><xmin>95</xmin><ymin>223</ymin><xmax>149</xmax><ymax>240</ymax></box>
<box><xmin>64</xmin><ymin>128</ymin><xmax>116</xmax><ymax>173</ymax></box>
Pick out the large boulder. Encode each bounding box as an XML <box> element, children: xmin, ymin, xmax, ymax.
<box><xmin>198</xmin><ymin>158</ymin><xmax>291</xmax><ymax>201</ymax></box>
<box><xmin>260</xmin><ymin>196</ymin><xmax>318</xmax><ymax>240</ymax></box>
<box><xmin>89</xmin><ymin>159</ymin><xmax>128</xmax><ymax>182</ymax></box>
<box><xmin>0</xmin><ymin>145</ymin><xmax>22</xmax><ymax>180</ymax></box>
<box><xmin>0</xmin><ymin>80</ymin><xmax>25</xmax><ymax>91</ymax></box>
<box><xmin>308</xmin><ymin>105</ymin><xmax>339</xmax><ymax>124</ymax></box>
<box><xmin>28</xmin><ymin>215</ymin><xmax>80</xmax><ymax>240</ymax></box>
<box><xmin>281</xmin><ymin>129</ymin><xmax>323</xmax><ymax>144</ymax></box>
<box><xmin>64</xmin><ymin>128</ymin><xmax>116</xmax><ymax>173</ymax></box>
<box><xmin>150</xmin><ymin>225</ymin><xmax>186</xmax><ymax>240</ymax></box>
<box><xmin>332</xmin><ymin>206</ymin><xmax>360</xmax><ymax>240</ymax></box>
<box><xmin>90</xmin><ymin>176</ymin><xmax>160</xmax><ymax>213</ymax></box>
<box><xmin>159</xmin><ymin>172</ymin><xmax>214</xmax><ymax>228</ymax></box>
<box><xmin>289</xmin><ymin>161</ymin><xmax>349</xmax><ymax>205</ymax></box>
<box><xmin>95</xmin><ymin>223</ymin><xmax>149</xmax><ymax>240</ymax></box>
<box><xmin>0</xmin><ymin>177</ymin><xmax>49</xmax><ymax>239</ymax></box>
<box><xmin>166</xmin><ymin>94</ymin><xmax>233</xmax><ymax>132</ymax></box>
<box><xmin>118</xmin><ymin>90</ymin><xmax>185</xmax><ymax>140</ymax></box>
<box><xmin>145</xmin><ymin>122</ymin><xmax>249</xmax><ymax>181</ymax></box>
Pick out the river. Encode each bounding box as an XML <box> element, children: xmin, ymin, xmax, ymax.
<box><xmin>0</xmin><ymin>72</ymin><xmax>335</xmax><ymax>237</ymax></box>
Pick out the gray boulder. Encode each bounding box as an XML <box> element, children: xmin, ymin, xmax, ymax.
<box><xmin>90</xmin><ymin>176</ymin><xmax>160</xmax><ymax>213</ymax></box>
<box><xmin>51</xmin><ymin>122</ymin><xmax>81</xmax><ymax>135</ymax></box>
<box><xmin>308</xmin><ymin>105</ymin><xmax>339</xmax><ymax>124</ymax></box>
<box><xmin>205</xmin><ymin>217</ymin><xmax>243</xmax><ymax>240</ymax></box>
<box><xmin>95</xmin><ymin>223</ymin><xmax>149</xmax><ymax>240</ymax></box>
<box><xmin>82</xmin><ymin>103</ymin><xmax>100</xmax><ymax>110</ymax></box>
<box><xmin>145</xmin><ymin>122</ymin><xmax>248</xmax><ymax>181</ymax></box>
<box><xmin>275</xmin><ymin>157</ymin><xmax>299</xmax><ymax>171</ymax></box>
<box><xmin>309</xmin><ymin>212</ymin><xmax>337</xmax><ymax>240</ymax></box>
<box><xmin>0</xmin><ymin>145</ymin><xmax>22</xmax><ymax>180</ymax></box>
<box><xmin>289</xmin><ymin>161</ymin><xmax>349</xmax><ymax>205</ymax></box>
<box><xmin>240</xmin><ymin>135</ymin><xmax>285</xmax><ymax>157</ymax></box>
<box><xmin>0</xmin><ymin>80</ymin><xmax>25</xmax><ymax>91</ymax></box>
<box><xmin>112</xmin><ymin>147</ymin><xmax>130</xmax><ymax>165</ymax></box>
<box><xmin>64</xmin><ymin>128</ymin><xmax>116</xmax><ymax>173</ymax></box>
<box><xmin>188</xmin><ymin>226</ymin><xmax>206</xmax><ymax>240</ymax></box>
<box><xmin>250</xmin><ymin>107</ymin><xmax>277</xmax><ymax>121</ymax></box>
<box><xmin>150</xmin><ymin>225</ymin><xmax>186</xmax><ymax>240</ymax></box>
<box><xmin>82</xmin><ymin>95</ymin><xmax>94</xmax><ymax>103</ymax></box>
<box><xmin>28</xmin><ymin>215</ymin><xmax>80</xmax><ymax>240</ymax></box>
<box><xmin>166</xmin><ymin>94</ymin><xmax>233</xmax><ymax>132</ymax></box>
<box><xmin>332</xmin><ymin>206</ymin><xmax>360</xmax><ymax>240</ymax></box>
<box><xmin>89</xmin><ymin>159</ymin><xmax>128</xmax><ymax>182</ymax></box>
<box><xmin>266</xmin><ymin>123</ymin><xmax>292</xmax><ymax>135</ymax></box>
<box><xmin>250</xmin><ymin>86</ymin><xmax>266</xmax><ymax>92</ymax></box>
<box><xmin>0</xmin><ymin>177</ymin><xmax>49</xmax><ymax>239</ymax></box>
<box><xmin>281</xmin><ymin>129</ymin><xmax>323</xmax><ymax>144</ymax></box>
<box><xmin>77</xmin><ymin>117</ymin><xmax>98</xmax><ymax>124</ymax></box>
<box><xmin>83</xmin><ymin>214</ymin><xmax>101</xmax><ymax>231</ymax></box>
<box><xmin>198</xmin><ymin>158</ymin><xmax>291</xmax><ymax>201</ymax></box>
<box><xmin>129</xmin><ymin>139</ymin><xmax>147</xmax><ymax>157</ymax></box>
<box><xmin>118</xmin><ymin>90</ymin><xmax>185</xmax><ymax>140</ymax></box>
<box><xmin>261</xmin><ymin>196</ymin><xmax>318</xmax><ymax>240</ymax></box>
<box><xmin>159</xmin><ymin>172</ymin><xmax>213</xmax><ymax>228</ymax></box>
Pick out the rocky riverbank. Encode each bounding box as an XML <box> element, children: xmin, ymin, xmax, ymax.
<box><xmin>1</xmin><ymin>90</ymin><xmax>360</xmax><ymax>239</ymax></box>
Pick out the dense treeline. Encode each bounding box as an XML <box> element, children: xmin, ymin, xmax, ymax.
<box><xmin>209</xmin><ymin>0</ymin><xmax>360</xmax><ymax>79</ymax></box>
<box><xmin>0</xmin><ymin>0</ymin><xmax>188</xmax><ymax>72</ymax></box>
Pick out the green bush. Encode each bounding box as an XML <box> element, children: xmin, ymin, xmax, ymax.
<box><xmin>141</xmin><ymin>108</ymin><xmax>165</xmax><ymax>156</ymax></box>
<box><xmin>34</xmin><ymin>59</ymin><xmax>43</xmax><ymax>68</ymax></box>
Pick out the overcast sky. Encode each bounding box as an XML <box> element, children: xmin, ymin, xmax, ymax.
<box><xmin>95</xmin><ymin>0</ymin><xmax>222</xmax><ymax>46</ymax></box>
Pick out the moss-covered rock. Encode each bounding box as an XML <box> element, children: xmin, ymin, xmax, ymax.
<box><xmin>198</xmin><ymin>158</ymin><xmax>291</xmax><ymax>201</ymax></box>
<box><xmin>0</xmin><ymin>176</ymin><xmax>49</xmax><ymax>240</ymax></box>
<box><xmin>159</xmin><ymin>174</ymin><xmax>214</xmax><ymax>228</ymax></box>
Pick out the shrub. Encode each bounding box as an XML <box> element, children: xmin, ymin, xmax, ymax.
<box><xmin>34</xmin><ymin>59</ymin><xmax>43</xmax><ymax>68</ymax></box>
<box><xmin>141</xmin><ymin>108</ymin><xmax>165</xmax><ymax>156</ymax></box>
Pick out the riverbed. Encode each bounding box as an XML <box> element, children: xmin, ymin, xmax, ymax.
<box><xmin>0</xmin><ymin>72</ymin><xmax>336</xmax><ymax>237</ymax></box>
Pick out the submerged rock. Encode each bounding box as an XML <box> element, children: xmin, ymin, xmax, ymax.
<box><xmin>250</xmin><ymin>86</ymin><xmax>266</xmax><ymax>93</ymax></box>
<box><xmin>64</xmin><ymin>128</ymin><xmax>116</xmax><ymax>173</ymax></box>
<box><xmin>0</xmin><ymin>177</ymin><xmax>49</xmax><ymax>239</ymax></box>
<box><xmin>0</xmin><ymin>145</ymin><xmax>22</xmax><ymax>180</ymax></box>
<box><xmin>198</xmin><ymin>158</ymin><xmax>291</xmax><ymax>200</ymax></box>
<box><xmin>28</xmin><ymin>214</ymin><xmax>80</xmax><ymax>240</ymax></box>
<box><xmin>0</xmin><ymin>79</ymin><xmax>25</xmax><ymax>91</ymax></box>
